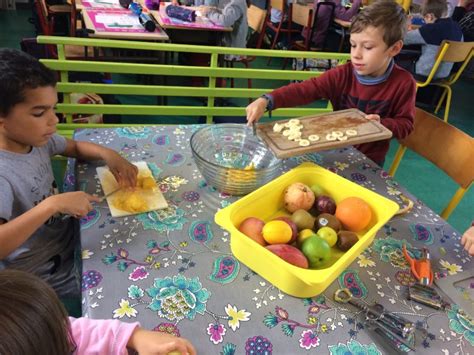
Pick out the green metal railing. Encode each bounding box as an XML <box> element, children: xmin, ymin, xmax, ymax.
<box><xmin>38</xmin><ymin>36</ymin><xmax>350</xmax><ymax>138</ymax></box>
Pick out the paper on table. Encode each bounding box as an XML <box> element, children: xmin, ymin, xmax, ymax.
<box><xmin>96</xmin><ymin>13</ymin><xmax>141</xmax><ymax>28</ymax></box>
<box><xmin>96</xmin><ymin>161</ymin><xmax>168</xmax><ymax>217</ymax></box>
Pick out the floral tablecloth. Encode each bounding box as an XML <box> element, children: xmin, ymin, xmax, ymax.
<box><xmin>67</xmin><ymin>126</ymin><xmax>473</xmax><ymax>354</ymax></box>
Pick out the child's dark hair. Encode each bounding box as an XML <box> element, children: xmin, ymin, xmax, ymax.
<box><xmin>351</xmin><ymin>0</ymin><xmax>408</xmax><ymax>47</ymax></box>
<box><xmin>0</xmin><ymin>48</ymin><xmax>56</xmax><ymax>117</ymax></box>
<box><xmin>0</xmin><ymin>269</ymin><xmax>75</xmax><ymax>354</ymax></box>
<box><xmin>422</xmin><ymin>0</ymin><xmax>448</xmax><ymax>19</ymax></box>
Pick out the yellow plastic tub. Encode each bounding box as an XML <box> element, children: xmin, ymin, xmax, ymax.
<box><xmin>215</xmin><ymin>162</ymin><xmax>399</xmax><ymax>298</ymax></box>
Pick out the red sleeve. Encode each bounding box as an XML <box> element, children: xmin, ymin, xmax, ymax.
<box><xmin>380</xmin><ymin>68</ymin><xmax>416</xmax><ymax>140</ymax></box>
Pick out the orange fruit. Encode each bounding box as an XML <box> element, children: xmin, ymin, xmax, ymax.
<box><xmin>335</xmin><ymin>197</ymin><xmax>372</xmax><ymax>232</ymax></box>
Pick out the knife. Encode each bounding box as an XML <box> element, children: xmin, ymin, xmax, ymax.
<box><xmin>99</xmin><ymin>187</ymin><xmax>121</xmax><ymax>202</ymax></box>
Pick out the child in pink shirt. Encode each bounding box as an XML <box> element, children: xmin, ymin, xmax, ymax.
<box><xmin>0</xmin><ymin>269</ymin><xmax>196</xmax><ymax>355</ymax></box>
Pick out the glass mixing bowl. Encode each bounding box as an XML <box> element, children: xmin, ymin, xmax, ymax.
<box><xmin>190</xmin><ymin>124</ymin><xmax>282</xmax><ymax>195</ymax></box>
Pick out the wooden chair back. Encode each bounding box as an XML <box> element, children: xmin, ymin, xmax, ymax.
<box><xmin>437</xmin><ymin>40</ymin><xmax>474</xmax><ymax>63</ymax></box>
<box><xmin>400</xmin><ymin>108</ymin><xmax>474</xmax><ymax>189</ymax></box>
<box><xmin>291</xmin><ymin>3</ymin><xmax>313</xmax><ymax>28</ymax></box>
<box><xmin>269</xmin><ymin>0</ymin><xmax>285</xmax><ymax>12</ymax></box>
<box><xmin>33</xmin><ymin>0</ymin><xmax>93</xmax><ymax>59</ymax></box>
<box><xmin>248</xmin><ymin>5</ymin><xmax>267</xmax><ymax>33</ymax></box>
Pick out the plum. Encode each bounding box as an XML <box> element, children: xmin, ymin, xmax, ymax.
<box><xmin>313</xmin><ymin>195</ymin><xmax>336</xmax><ymax>215</ymax></box>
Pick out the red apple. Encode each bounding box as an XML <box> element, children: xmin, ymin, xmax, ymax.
<box><xmin>266</xmin><ymin>244</ymin><xmax>309</xmax><ymax>269</ymax></box>
<box><xmin>272</xmin><ymin>216</ymin><xmax>298</xmax><ymax>243</ymax></box>
<box><xmin>238</xmin><ymin>217</ymin><xmax>266</xmax><ymax>246</ymax></box>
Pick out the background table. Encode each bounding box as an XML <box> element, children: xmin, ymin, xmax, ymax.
<box><xmin>73</xmin><ymin>0</ymin><xmax>124</xmax><ymax>11</ymax></box>
<box><xmin>151</xmin><ymin>2</ymin><xmax>231</xmax><ymax>45</ymax></box>
<box><xmin>82</xmin><ymin>8</ymin><xmax>169</xmax><ymax>41</ymax></box>
<box><xmin>69</xmin><ymin>126</ymin><xmax>473</xmax><ymax>354</ymax></box>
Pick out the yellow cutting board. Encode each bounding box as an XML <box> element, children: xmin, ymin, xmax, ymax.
<box><xmin>96</xmin><ymin>161</ymin><xmax>168</xmax><ymax>217</ymax></box>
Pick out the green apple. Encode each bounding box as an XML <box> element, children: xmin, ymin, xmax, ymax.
<box><xmin>297</xmin><ymin>228</ymin><xmax>317</xmax><ymax>247</ymax></box>
<box><xmin>316</xmin><ymin>226</ymin><xmax>338</xmax><ymax>247</ymax></box>
<box><xmin>310</xmin><ymin>183</ymin><xmax>325</xmax><ymax>197</ymax></box>
<box><xmin>301</xmin><ymin>235</ymin><xmax>331</xmax><ymax>269</ymax></box>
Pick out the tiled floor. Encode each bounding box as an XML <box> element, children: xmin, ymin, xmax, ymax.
<box><xmin>0</xmin><ymin>7</ymin><xmax>473</xmax><ymax>233</ymax></box>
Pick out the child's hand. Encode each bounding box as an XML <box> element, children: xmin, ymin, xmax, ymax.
<box><xmin>46</xmin><ymin>192</ymin><xmax>100</xmax><ymax>217</ymax></box>
<box><xmin>365</xmin><ymin>114</ymin><xmax>380</xmax><ymax>122</ymax></box>
<box><xmin>461</xmin><ymin>226</ymin><xmax>474</xmax><ymax>256</ymax></box>
<box><xmin>104</xmin><ymin>152</ymin><xmax>138</xmax><ymax>188</ymax></box>
<box><xmin>246</xmin><ymin>97</ymin><xmax>267</xmax><ymax>126</ymax></box>
<box><xmin>128</xmin><ymin>328</ymin><xmax>196</xmax><ymax>355</ymax></box>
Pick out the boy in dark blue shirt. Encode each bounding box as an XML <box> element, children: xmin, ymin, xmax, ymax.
<box><xmin>404</xmin><ymin>0</ymin><xmax>463</xmax><ymax>79</ymax></box>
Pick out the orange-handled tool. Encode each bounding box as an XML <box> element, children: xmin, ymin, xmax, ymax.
<box><xmin>403</xmin><ymin>245</ymin><xmax>434</xmax><ymax>286</ymax></box>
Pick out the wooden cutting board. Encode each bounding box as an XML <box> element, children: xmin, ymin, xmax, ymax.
<box><xmin>96</xmin><ymin>162</ymin><xmax>168</xmax><ymax>218</ymax></box>
<box><xmin>256</xmin><ymin>109</ymin><xmax>393</xmax><ymax>159</ymax></box>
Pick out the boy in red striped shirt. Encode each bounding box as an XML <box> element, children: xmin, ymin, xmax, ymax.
<box><xmin>246</xmin><ymin>0</ymin><xmax>416</xmax><ymax>167</ymax></box>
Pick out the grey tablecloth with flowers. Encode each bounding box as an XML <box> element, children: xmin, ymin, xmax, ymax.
<box><xmin>66</xmin><ymin>125</ymin><xmax>473</xmax><ymax>355</ymax></box>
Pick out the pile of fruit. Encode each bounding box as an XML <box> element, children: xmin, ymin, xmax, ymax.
<box><xmin>112</xmin><ymin>174</ymin><xmax>157</xmax><ymax>213</ymax></box>
<box><xmin>238</xmin><ymin>182</ymin><xmax>373</xmax><ymax>269</ymax></box>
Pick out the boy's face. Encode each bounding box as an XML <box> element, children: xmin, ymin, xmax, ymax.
<box><xmin>0</xmin><ymin>86</ymin><xmax>58</xmax><ymax>154</ymax></box>
<box><xmin>423</xmin><ymin>13</ymin><xmax>436</xmax><ymax>23</ymax></box>
<box><xmin>350</xmin><ymin>25</ymin><xmax>403</xmax><ymax>78</ymax></box>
